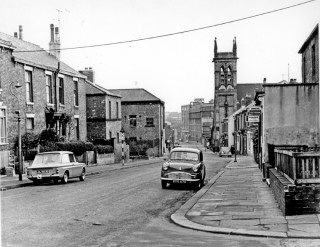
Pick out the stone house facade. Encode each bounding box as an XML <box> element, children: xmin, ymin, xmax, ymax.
<box><xmin>109</xmin><ymin>88</ymin><xmax>165</xmax><ymax>156</ymax></box>
<box><xmin>85</xmin><ymin>79</ymin><xmax>122</xmax><ymax>143</ymax></box>
<box><xmin>0</xmin><ymin>25</ymin><xmax>87</xmax><ymax>167</ymax></box>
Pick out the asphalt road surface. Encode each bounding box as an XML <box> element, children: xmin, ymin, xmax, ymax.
<box><xmin>1</xmin><ymin>144</ymin><xmax>318</xmax><ymax>247</ymax></box>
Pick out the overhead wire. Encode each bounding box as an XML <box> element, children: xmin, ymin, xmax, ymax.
<box><xmin>14</xmin><ymin>0</ymin><xmax>316</xmax><ymax>53</ymax></box>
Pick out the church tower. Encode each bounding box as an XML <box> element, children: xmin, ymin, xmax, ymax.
<box><xmin>212</xmin><ymin>37</ymin><xmax>238</xmax><ymax>146</ymax></box>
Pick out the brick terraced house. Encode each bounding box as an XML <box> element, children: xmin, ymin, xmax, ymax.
<box><xmin>109</xmin><ymin>88</ymin><xmax>165</xmax><ymax>156</ymax></box>
<box><xmin>0</xmin><ymin>25</ymin><xmax>87</xmax><ymax>168</ymax></box>
<box><xmin>85</xmin><ymin>77</ymin><xmax>122</xmax><ymax>143</ymax></box>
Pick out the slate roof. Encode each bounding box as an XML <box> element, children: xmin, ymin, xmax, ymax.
<box><xmin>237</xmin><ymin>83</ymin><xmax>263</xmax><ymax>103</ymax></box>
<box><xmin>86</xmin><ymin>80</ymin><xmax>121</xmax><ymax>98</ymax></box>
<box><xmin>0</xmin><ymin>32</ymin><xmax>85</xmax><ymax>78</ymax></box>
<box><xmin>108</xmin><ymin>88</ymin><xmax>164</xmax><ymax>104</ymax></box>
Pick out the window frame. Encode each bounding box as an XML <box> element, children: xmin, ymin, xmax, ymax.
<box><xmin>46</xmin><ymin>73</ymin><xmax>53</xmax><ymax>104</ymax></box>
<box><xmin>25</xmin><ymin>70</ymin><xmax>33</xmax><ymax>103</ymax></box>
<box><xmin>129</xmin><ymin>115</ymin><xmax>137</xmax><ymax>127</ymax></box>
<box><xmin>26</xmin><ymin>117</ymin><xmax>35</xmax><ymax>131</ymax></box>
<box><xmin>59</xmin><ymin>76</ymin><xmax>64</xmax><ymax>105</ymax></box>
<box><xmin>73</xmin><ymin>78</ymin><xmax>79</xmax><ymax>106</ymax></box>
<box><xmin>146</xmin><ymin>117</ymin><xmax>154</xmax><ymax>127</ymax></box>
<box><xmin>0</xmin><ymin>107</ymin><xmax>7</xmax><ymax>144</ymax></box>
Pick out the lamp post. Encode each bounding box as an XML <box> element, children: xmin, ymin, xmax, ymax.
<box><xmin>233</xmin><ymin>132</ymin><xmax>237</xmax><ymax>162</ymax></box>
<box><xmin>120</xmin><ymin>127</ymin><xmax>125</xmax><ymax>166</ymax></box>
<box><xmin>10</xmin><ymin>81</ymin><xmax>23</xmax><ymax>181</ymax></box>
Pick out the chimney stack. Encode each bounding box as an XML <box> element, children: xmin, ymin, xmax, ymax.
<box><xmin>50</xmin><ymin>24</ymin><xmax>54</xmax><ymax>42</ymax></box>
<box><xmin>241</xmin><ymin>97</ymin><xmax>246</xmax><ymax>108</ymax></box>
<box><xmin>49</xmin><ymin>24</ymin><xmax>61</xmax><ymax>60</ymax></box>
<box><xmin>19</xmin><ymin>25</ymin><xmax>23</xmax><ymax>40</ymax></box>
<box><xmin>263</xmin><ymin>78</ymin><xmax>267</xmax><ymax>84</ymax></box>
<box><xmin>79</xmin><ymin>67</ymin><xmax>95</xmax><ymax>83</ymax></box>
<box><xmin>14</xmin><ymin>32</ymin><xmax>18</xmax><ymax>38</ymax></box>
<box><xmin>55</xmin><ymin>27</ymin><xmax>60</xmax><ymax>42</ymax></box>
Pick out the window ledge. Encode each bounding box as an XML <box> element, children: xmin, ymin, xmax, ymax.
<box><xmin>145</xmin><ymin>124</ymin><xmax>155</xmax><ymax>127</ymax></box>
<box><xmin>27</xmin><ymin>102</ymin><xmax>34</xmax><ymax>106</ymax></box>
<box><xmin>74</xmin><ymin>105</ymin><xmax>79</xmax><ymax>108</ymax></box>
<box><xmin>46</xmin><ymin>103</ymin><xmax>54</xmax><ymax>107</ymax></box>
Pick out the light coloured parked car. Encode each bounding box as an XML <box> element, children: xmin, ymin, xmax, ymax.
<box><xmin>161</xmin><ymin>147</ymin><xmax>206</xmax><ymax>189</ymax></box>
<box><xmin>27</xmin><ymin>151</ymin><xmax>86</xmax><ymax>184</ymax></box>
<box><xmin>219</xmin><ymin>146</ymin><xmax>232</xmax><ymax>157</ymax></box>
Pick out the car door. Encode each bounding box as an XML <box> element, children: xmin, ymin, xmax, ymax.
<box><xmin>69</xmin><ymin>154</ymin><xmax>82</xmax><ymax>177</ymax></box>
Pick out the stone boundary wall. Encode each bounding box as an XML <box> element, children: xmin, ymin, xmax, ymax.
<box><xmin>269</xmin><ymin>168</ymin><xmax>320</xmax><ymax>215</ymax></box>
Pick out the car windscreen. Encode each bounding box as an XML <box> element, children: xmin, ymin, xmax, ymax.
<box><xmin>170</xmin><ymin>151</ymin><xmax>199</xmax><ymax>161</ymax></box>
<box><xmin>32</xmin><ymin>153</ymin><xmax>61</xmax><ymax>166</ymax></box>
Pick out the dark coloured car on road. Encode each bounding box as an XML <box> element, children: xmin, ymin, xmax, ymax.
<box><xmin>161</xmin><ymin>147</ymin><xmax>206</xmax><ymax>189</ymax></box>
<box><xmin>27</xmin><ymin>151</ymin><xmax>86</xmax><ymax>184</ymax></box>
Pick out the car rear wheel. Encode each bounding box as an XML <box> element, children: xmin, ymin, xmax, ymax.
<box><xmin>161</xmin><ymin>180</ymin><xmax>167</xmax><ymax>189</ymax></box>
<box><xmin>61</xmin><ymin>172</ymin><xmax>68</xmax><ymax>184</ymax></box>
<box><xmin>79</xmin><ymin>169</ymin><xmax>85</xmax><ymax>181</ymax></box>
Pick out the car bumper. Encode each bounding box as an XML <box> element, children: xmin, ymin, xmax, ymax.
<box><xmin>27</xmin><ymin>174</ymin><xmax>62</xmax><ymax>181</ymax></box>
<box><xmin>161</xmin><ymin>171</ymin><xmax>201</xmax><ymax>183</ymax></box>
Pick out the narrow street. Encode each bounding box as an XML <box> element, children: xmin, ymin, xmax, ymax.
<box><xmin>1</xmin><ymin>145</ymin><xmax>319</xmax><ymax>247</ymax></box>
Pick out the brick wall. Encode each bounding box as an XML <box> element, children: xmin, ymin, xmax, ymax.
<box><xmin>86</xmin><ymin>88</ymin><xmax>122</xmax><ymax>141</ymax></box>
<box><xmin>121</xmin><ymin>103</ymin><xmax>162</xmax><ymax>140</ymax></box>
<box><xmin>269</xmin><ymin>168</ymin><xmax>320</xmax><ymax>215</ymax></box>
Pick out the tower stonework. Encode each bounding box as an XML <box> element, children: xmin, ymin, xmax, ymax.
<box><xmin>212</xmin><ymin>37</ymin><xmax>238</xmax><ymax>146</ymax></box>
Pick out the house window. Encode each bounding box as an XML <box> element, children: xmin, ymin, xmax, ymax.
<box><xmin>146</xmin><ymin>117</ymin><xmax>154</xmax><ymax>126</ymax></box>
<box><xmin>109</xmin><ymin>131</ymin><xmax>112</xmax><ymax>139</ymax></box>
<box><xmin>59</xmin><ymin>77</ymin><xmax>64</xmax><ymax>105</ymax></box>
<box><xmin>26</xmin><ymin>117</ymin><xmax>34</xmax><ymax>130</ymax></box>
<box><xmin>130</xmin><ymin>137</ymin><xmax>137</xmax><ymax>145</ymax></box>
<box><xmin>312</xmin><ymin>44</ymin><xmax>316</xmax><ymax>78</ymax></box>
<box><xmin>129</xmin><ymin>115</ymin><xmax>137</xmax><ymax>127</ymax></box>
<box><xmin>109</xmin><ymin>101</ymin><xmax>112</xmax><ymax>119</ymax></box>
<box><xmin>74</xmin><ymin>80</ymin><xmax>79</xmax><ymax>106</ymax></box>
<box><xmin>46</xmin><ymin>74</ymin><xmax>53</xmax><ymax>104</ymax></box>
<box><xmin>75</xmin><ymin>118</ymin><xmax>80</xmax><ymax>140</ymax></box>
<box><xmin>116</xmin><ymin>102</ymin><xmax>119</xmax><ymax>119</ymax></box>
<box><xmin>117</xmin><ymin>133</ymin><xmax>120</xmax><ymax>143</ymax></box>
<box><xmin>0</xmin><ymin>108</ymin><xmax>7</xmax><ymax>144</ymax></box>
<box><xmin>25</xmin><ymin>70</ymin><xmax>33</xmax><ymax>102</ymax></box>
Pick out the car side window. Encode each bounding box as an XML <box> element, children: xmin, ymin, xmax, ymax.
<box><xmin>69</xmin><ymin>154</ymin><xmax>75</xmax><ymax>162</ymax></box>
<box><xmin>61</xmin><ymin>154</ymin><xmax>70</xmax><ymax>163</ymax></box>
<box><xmin>199</xmin><ymin>152</ymin><xmax>203</xmax><ymax>162</ymax></box>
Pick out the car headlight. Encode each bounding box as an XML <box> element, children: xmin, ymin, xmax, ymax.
<box><xmin>192</xmin><ymin>165</ymin><xmax>199</xmax><ymax>172</ymax></box>
<box><xmin>162</xmin><ymin>162</ymin><xmax>169</xmax><ymax>170</ymax></box>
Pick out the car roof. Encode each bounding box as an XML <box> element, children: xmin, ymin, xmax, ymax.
<box><xmin>170</xmin><ymin>147</ymin><xmax>201</xmax><ymax>153</ymax></box>
<box><xmin>38</xmin><ymin>151</ymin><xmax>73</xmax><ymax>155</ymax></box>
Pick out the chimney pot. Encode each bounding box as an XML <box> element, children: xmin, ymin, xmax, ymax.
<box><xmin>50</xmin><ymin>24</ymin><xmax>54</xmax><ymax>42</ymax></box>
<box><xmin>263</xmin><ymin>78</ymin><xmax>267</xmax><ymax>84</ymax></box>
<box><xmin>19</xmin><ymin>25</ymin><xmax>23</xmax><ymax>40</ymax></box>
<box><xmin>14</xmin><ymin>32</ymin><xmax>18</xmax><ymax>38</ymax></box>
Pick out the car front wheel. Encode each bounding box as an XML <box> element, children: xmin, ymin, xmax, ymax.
<box><xmin>79</xmin><ymin>169</ymin><xmax>85</xmax><ymax>181</ymax></box>
<box><xmin>61</xmin><ymin>172</ymin><xmax>68</xmax><ymax>184</ymax></box>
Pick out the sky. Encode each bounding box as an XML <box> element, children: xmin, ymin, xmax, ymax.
<box><xmin>1</xmin><ymin>0</ymin><xmax>319</xmax><ymax>112</ymax></box>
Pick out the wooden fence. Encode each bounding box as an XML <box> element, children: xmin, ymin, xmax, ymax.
<box><xmin>274</xmin><ymin>149</ymin><xmax>320</xmax><ymax>184</ymax></box>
